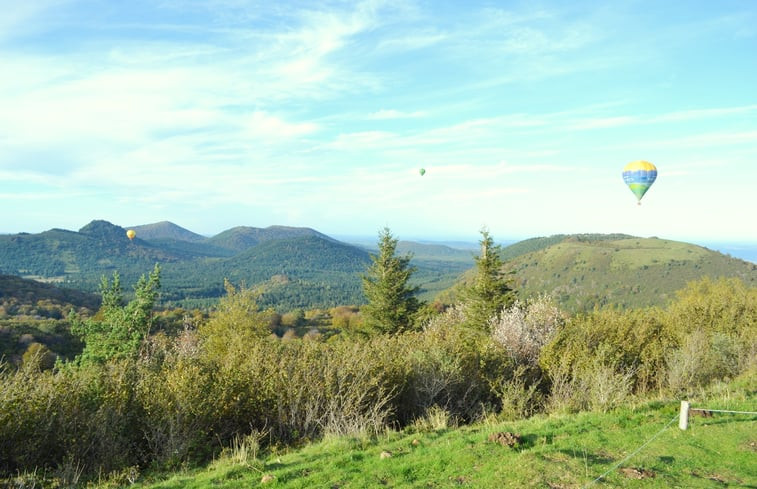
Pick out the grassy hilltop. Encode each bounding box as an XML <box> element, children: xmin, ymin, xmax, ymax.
<box><xmin>501</xmin><ymin>234</ymin><xmax>756</xmax><ymax>311</ymax></box>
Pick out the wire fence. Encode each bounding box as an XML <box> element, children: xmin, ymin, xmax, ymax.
<box><xmin>582</xmin><ymin>414</ymin><xmax>678</xmax><ymax>488</ymax></box>
<box><xmin>691</xmin><ymin>408</ymin><xmax>757</xmax><ymax>415</ymax></box>
<box><xmin>581</xmin><ymin>401</ymin><xmax>756</xmax><ymax>488</ymax></box>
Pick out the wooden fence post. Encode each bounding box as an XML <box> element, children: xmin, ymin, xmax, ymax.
<box><xmin>679</xmin><ymin>401</ymin><xmax>690</xmax><ymax>430</ymax></box>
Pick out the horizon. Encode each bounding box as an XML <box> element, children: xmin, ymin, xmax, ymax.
<box><xmin>2</xmin><ymin>217</ymin><xmax>755</xmax><ymax>263</ymax></box>
<box><xmin>1</xmin><ymin>1</ymin><xmax>756</xmax><ymax>242</ymax></box>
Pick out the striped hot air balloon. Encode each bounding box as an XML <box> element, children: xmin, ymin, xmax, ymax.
<box><xmin>622</xmin><ymin>160</ymin><xmax>657</xmax><ymax>205</ymax></box>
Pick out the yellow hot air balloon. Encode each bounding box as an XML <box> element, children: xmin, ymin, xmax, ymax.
<box><xmin>622</xmin><ymin>160</ymin><xmax>657</xmax><ymax>205</ymax></box>
<box><xmin>126</xmin><ymin>229</ymin><xmax>136</xmax><ymax>241</ymax></box>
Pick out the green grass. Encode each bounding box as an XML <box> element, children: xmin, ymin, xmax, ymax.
<box><xmin>130</xmin><ymin>383</ymin><xmax>756</xmax><ymax>489</ymax></box>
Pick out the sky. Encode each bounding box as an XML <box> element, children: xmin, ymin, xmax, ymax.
<box><xmin>1</xmin><ymin>0</ymin><xmax>756</xmax><ymax>246</ymax></box>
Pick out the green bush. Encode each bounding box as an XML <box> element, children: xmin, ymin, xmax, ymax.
<box><xmin>399</xmin><ymin>307</ymin><xmax>512</xmax><ymax>423</ymax></box>
<box><xmin>665</xmin><ymin>277</ymin><xmax>756</xmax><ymax>392</ymax></box>
<box><xmin>540</xmin><ymin>277</ymin><xmax>756</xmax><ymax>406</ymax></box>
<box><xmin>666</xmin><ymin>276</ymin><xmax>756</xmax><ymax>338</ymax></box>
<box><xmin>0</xmin><ymin>359</ymin><xmax>142</xmax><ymax>477</ymax></box>
<box><xmin>540</xmin><ymin>306</ymin><xmax>676</xmax><ymax>395</ymax></box>
<box><xmin>7</xmin><ymin>275</ymin><xmax>750</xmax><ymax>483</ymax></box>
<box><xmin>21</xmin><ymin>342</ymin><xmax>57</xmax><ymax>371</ymax></box>
<box><xmin>667</xmin><ymin>330</ymin><xmax>746</xmax><ymax>395</ymax></box>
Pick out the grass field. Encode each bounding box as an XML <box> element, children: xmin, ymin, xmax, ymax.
<box><xmin>130</xmin><ymin>374</ymin><xmax>756</xmax><ymax>489</ymax></box>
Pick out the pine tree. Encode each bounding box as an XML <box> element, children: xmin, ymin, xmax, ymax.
<box><xmin>461</xmin><ymin>228</ymin><xmax>515</xmax><ymax>331</ymax></box>
<box><xmin>361</xmin><ymin>227</ymin><xmax>423</xmax><ymax>334</ymax></box>
<box><xmin>71</xmin><ymin>264</ymin><xmax>161</xmax><ymax>364</ymax></box>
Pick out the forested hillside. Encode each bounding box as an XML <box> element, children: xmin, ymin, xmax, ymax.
<box><xmin>160</xmin><ymin>235</ymin><xmax>373</xmax><ymax>308</ymax></box>
<box><xmin>0</xmin><ymin>275</ymin><xmax>98</xmax><ymax>364</ymax></box>
<box><xmin>2</xmin><ymin>222</ymin><xmax>754</xmax><ymax>312</ymax></box>
<box><xmin>0</xmin><ymin>221</ymin><xmax>374</xmax><ymax>309</ymax></box>
<box><xmin>0</xmin><ymin>220</ymin><xmax>474</xmax><ymax>310</ymax></box>
<box><xmin>128</xmin><ymin>221</ymin><xmax>206</xmax><ymax>242</ymax></box>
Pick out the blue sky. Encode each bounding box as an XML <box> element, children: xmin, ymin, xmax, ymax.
<box><xmin>2</xmin><ymin>0</ymin><xmax>756</xmax><ymax>245</ymax></box>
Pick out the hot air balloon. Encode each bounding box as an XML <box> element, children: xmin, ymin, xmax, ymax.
<box><xmin>126</xmin><ymin>229</ymin><xmax>136</xmax><ymax>241</ymax></box>
<box><xmin>622</xmin><ymin>160</ymin><xmax>657</xmax><ymax>205</ymax></box>
<box><xmin>419</xmin><ymin>168</ymin><xmax>426</xmax><ymax>176</ymax></box>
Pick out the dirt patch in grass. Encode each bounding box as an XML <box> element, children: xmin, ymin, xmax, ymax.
<box><xmin>619</xmin><ymin>467</ymin><xmax>655</xmax><ymax>479</ymax></box>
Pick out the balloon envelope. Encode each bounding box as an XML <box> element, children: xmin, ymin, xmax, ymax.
<box><xmin>126</xmin><ymin>229</ymin><xmax>136</xmax><ymax>240</ymax></box>
<box><xmin>622</xmin><ymin>160</ymin><xmax>657</xmax><ymax>203</ymax></box>
<box><xmin>419</xmin><ymin>168</ymin><xmax>426</xmax><ymax>176</ymax></box>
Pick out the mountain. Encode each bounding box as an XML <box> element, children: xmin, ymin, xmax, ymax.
<box><xmin>3</xmin><ymin>222</ymin><xmax>754</xmax><ymax>312</ymax></box>
<box><xmin>217</xmin><ymin>236</ymin><xmax>371</xmax><ymax>308</ymax></box>
<box><xmin>207</xmin><ymin>225</ymin><xmax>335</xmax><ymax>252</ymax></box>
<box><xmin>128</xmin><ymin>222</ymin><xmax>235</xmax><ymax>259</ymax></box>
<box><xmin>395</xmin><ymin>241</ymin><xmax>474</xmax><ymax>262</ymax></box>
<box><xmin>0</xmin><ymin>220</ymin><xmax>374</xmax><ymax>309</ymax></box>
<box><xmin>500</xmin><ymin>235</ymin><xmax>756</xmax><ymax>311</ymax></box>
<box><xmin>128</xmin><ymin>221</ymin><xmax>206</xmax><ymax>242</ymax></box>
<box><xmin>499</xmin><ymin>233</ymin><xmax>634</xmax><ymax>261</ymax></box>
<box><xmin>0</xmin><ymin>220</ymin><xmax>190</xmax><ymax>281</ymax></box>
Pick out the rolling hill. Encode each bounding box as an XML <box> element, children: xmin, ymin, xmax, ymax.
<box><xmin>500</xmin><ymin>234</ymin><xmax>756</xmax><ymax>311</ymax></box>
<box><xmin>207</xmin><ymin>225</ymin><xmax>336</xmax><ymax>252</ymax></box>
<box><xmin>0</xmin><ymin>221</ymin><xmax>385</xmax><ymax>309</ymax></box>
<box><xmin>159</xmin><ymin>235</ymin><xmax>373</xmax><ymax>308</ymax></box>
<box><xmin>0</xmin><ymin>274</ymin><xmax>100</xmax><ymax>314</ymax></box>
<box><xmin>0</xmin><ymin>220</ymin><xmax>191</xmax><ymax>282</ymax></box>
<box><xmin>128</xmin><ymin>221</ymin><xmax>206</xmax><ymax>242</ymax></box>
<box><xmin>1</xmin><ymin>222</ymin><xmax>754</xmax><ymax>312</ymax></box>
<box><xmin>0</xmin><ymin>274</ymin><xmax>98</xmax><ymax>364</ymax></box>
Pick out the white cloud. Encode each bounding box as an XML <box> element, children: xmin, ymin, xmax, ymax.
<box><xmin>367</xmin><ymin>109</ymin><xmax>426</xmax><ymax>120</ymax></box>
<box><xmin>245</xmin><ymin>111</ymin><xmax>319</xmax><ymax>139</ymax></box>
<box><xmin>570</xmin><ymin>116</ymin><xmax>639</xmax><ymax>130</ymax></box>
<box><xmin>653</xmin><ymin>105</ymin><xmax>757</xmax><ymax>123</ymax></box>
<box><xmin>324</xmin><ymin>130</ymin><xmax>396</xmax><ymax>150</ymax></box>
<box><xmin>377</xmin><ymin>32</ymin><xmax>448</xmax><ymax>51</ymax></box>
<box><xmin>0</xmin><ymin>1</ymin><xmax>72</xmax><ymax>42</ymax></box>
<box><xmin>1</xmin><ymin>1</ymin><xmax>756</xmax><ymax>241</ymax></box>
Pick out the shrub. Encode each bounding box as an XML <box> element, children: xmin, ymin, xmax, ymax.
<box><xmin>583</xmin><ymin>354</ymin><xmax>635</xmax><ymax>413</ymax></box>
<box><xmin>21</xmin><ymin>342</ymin><xmax>57</xmax><ymax>371</ymax></box>
<box><xmin>0</xmin><ymin>359</ymin><xmax>142</xmax><ymax>477</ymax></box>
<box><xmin>490</xmin><ymin>294</ymin><xmax>564</xmax><ymax>367</ymax></box>
<box><xmin>665</xmin><ymin>277</ymin><xmax>756</xmax><ymax>392</ymax></box>
<box><xmin>490</xmin><ymin>365</ymin><xmax>544</xmax><ymax>420</ymax></box>
<box><xmin>137</xmin><ymin>355</ymin><xmax>217</xmax><ymax>467</ymax></box>
<box><xmin>411</xmin><ymin>405</ymin><xmax>454</xmax><ymax>432</ymax></box>
<box><xmin>397</xmin><ymin>307</ymin><xmax>517</xmax><ymax>424</ymax></box>
<box><xmin>666</xmin><ymin>277</ymin><xmax>757</xmax><ymax>338</ymax></box>
<box><xmin>540</xmin><ymin>306</ymin><xmax>676</xmax><ymax>394</ymax></box>
<box><xmin>667</xmin><ymin>330</ymin><xmax>745</xmax><ymax>395</ymax></box>
<box><xmin>269</xmin><ymin>337</ymin><xmax>403</xmax><ymax>441</ymax></box>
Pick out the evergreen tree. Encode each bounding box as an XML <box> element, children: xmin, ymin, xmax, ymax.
<box><xmin>461</xmin><ymin>228</ymin><xmax>515</xmax><ymax>331</ymax></box>
<box><xmin>361</xmin><ymin>227</ymin><xmax>423</xmax><ymax>334</ymax></box>
<box><xmin>71</xmin><ymin>264</ymin><xmax>161</xmax><ymax>364</ymax></box>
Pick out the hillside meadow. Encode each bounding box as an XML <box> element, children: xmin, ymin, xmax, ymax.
<box><xmin>501</xmin><ymin>235</ymin><xmax>756</xmax><ymax>312</ymax></box>
<box><xmin>129</xmin><ymin>374</ymin><xmax>757</xmax><ymax>488</ymax></box>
